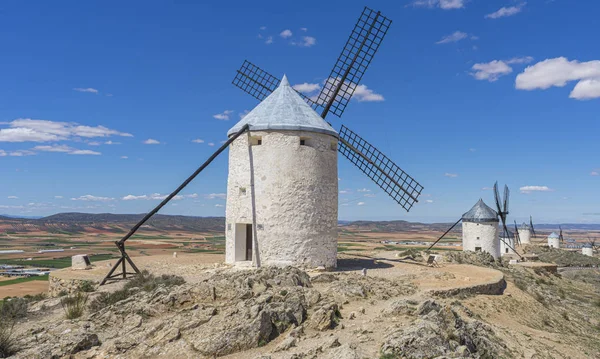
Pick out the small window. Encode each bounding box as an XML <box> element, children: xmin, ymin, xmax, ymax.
<box><xmin>239</xmin><ymin>187</ymin><xmax>247</xmax><ymax>195</ymax></box>
<box><xmin>330</xmin><ymin>141</ymin><xmax>337</xmax><ymax>151</ymax></box>
<box><xmin>227</xmin><ymin>223</ymin><xmax>231</xmax><ymax>231</ymax></box>
<box><xmin>477</xmin><ymin>236</ymin><xmax>480</xmax><ymax>240</ymax></box>
<box><xmin>257</xmin><ymin>224</ymin><xmax>264</xmax><ymax>230</ymax></box>
<box><xmin>300</xmin><ymin>137</ymin><xmax>309</xmax><ymax>146</ymax></box>
<box><xmin>250</xmin><ymin>136</ymin><xmax>262</xmax><ymax>146</ymax></box>
<box><xmin>475</xmin><ymin>247</ymin><xmax>482</xmax><ymax>252</ymax></box>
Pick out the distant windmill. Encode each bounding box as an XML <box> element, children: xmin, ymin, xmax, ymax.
<box><xmin>559</xmin><ymin>225</ymin><xmax>565</xmax><ymax>244</ymax></box>
<box><xmin>427</xmin><ymin>181</ymin><xmax>520</xmax><ymax>259</ymax></box>
<box><xmin>582</xmin><ymin>237</ymin><xmax>596</xmax><ymax>257</ymax></box>
<box><xmin>231</xmin><ymin>7</ymin><xmax>423</xmax><ymax>213</ymax></box>
<box><xmin>513</xmin><ymin>220</ymin><xmax>521</xmax><ymax>245</ymax></box>
<box><xmin>530</xmin><ymin>216</ymin><xmax>537</xmax><ymax>238</ymax></box>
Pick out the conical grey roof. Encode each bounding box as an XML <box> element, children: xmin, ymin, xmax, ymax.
<box><xmin>548</xmin><ymin>232</ymin><xmax>559</xmax><ymax>239</ymax></box>
<box><xmin>462</xmin><ymin>199</ymin><xmax>499</xmax><ymax>223</ymax></box>
<box><xmin>227</xmin><ymin>75</ymin><xmax>338</xmax><ymax>138</ymax></box>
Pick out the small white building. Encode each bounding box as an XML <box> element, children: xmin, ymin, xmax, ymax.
<box><xmin>548</xmin><ymin>232</ymin><xmax>560</xmax><ymax>248</ymax></box>
<box><xmin>462</xmin><ymin>199</ymin><xmax>500</xmax><ymax>259</ymax></box>
<box><xmin>517</xmin><ymin>223</ymin><xmax>531</xmax><ymax>245</ymax></box>
<box><xmin>582</xmin><ymin>244</ymin><xmax>593</xmax><ymax>257</ymax></box>
<box><xmin>500</xmin><ymin>231</ymin><xmax>517</xmax><ymax>256</ymax></box>
<box><xmin>225</xmin><ymin>75</ymin><xmax>339</xmax><ymax>269</ymax></box>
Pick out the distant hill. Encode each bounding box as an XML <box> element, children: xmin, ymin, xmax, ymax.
<box><xmin>1</xmin><ymin>213</ymin><xmax>599</xmax><ymax>235</ymax></box>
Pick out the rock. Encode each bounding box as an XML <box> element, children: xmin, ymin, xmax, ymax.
<box><xmin>71</xmin><ymin>254</ymin><xmax>92</xmax><ymax>270</ymax></box>
<box><xmin>323</xmin><ymin>343</ymin><xmax>362</xmax><ymax>359</ymax></box>
<box><xmin>69</xmin><ymin>333</ymin><xmax>101</xmax><ymax>354</ymax></box>
<box><xmin>358</xmin><ymin>307</ymin><xmax>365</xmax><ymax>314</ymax></box>
<box><xmin>382</xmin><ymin>300</ymin><xmax>416</xmax><ymax>316</ymax></box>
<box><xmin>348</xmin><ymin>312</ymin><xmax>356</xmax><ymax>320</ymax></box>
<box><xmin>309</xmin><ymin>303</ymin><xmax>340</xmax><ymax>331</ymax></box>
<box><xmin>416</xmin><ymin>299</ymin><xmax>441</xmax><ymax>316</ymax></box>
<box><xmin>326</xmin><ymin>337</ymin><xmax>341</xmax><ymax>348</ymax></box>
<box><xmin>274</xmin><ymin>337</ymin><xmax>296</xmax><ymax>352</ymax></box>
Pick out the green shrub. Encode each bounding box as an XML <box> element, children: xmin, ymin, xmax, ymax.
<box><xmin>61</xmin><ymin>292</ymin><xmax>88</xmax><ymax>319</ymax></box>
<box><xmin>0</xmin><ymin>298</ymin><xmax>27</xmax><ymax>320</ymax></box>
<box><xmin>0</xmin><ymin>320</ymin><xmax>17</xmax><ymax>358</ymax></box>
<box><xmin>78</xmin><ymin>281</ymin><xmax>96</xmax><ymax>293</ymax></box>
<box><xmin>89</xmin><ymin>289</ymin><xmax>130</xmax><ymax>313</ymax></box>
<box><xmin>123</xmin><ymin>270</ymin><xmax>185</xmax><ymax>292</ymax></box>
<box><xmin>23</xmin><ymin>293</ymin><xmax>46</xmax><ymax>302</ymax></box>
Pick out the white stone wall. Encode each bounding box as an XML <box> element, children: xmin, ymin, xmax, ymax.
<box><xmin>225</xmin><ymin>130</ymin><xmax>338</xmax><ymax>268</ymax></box>
<box><xmin>548</xmin><ymin>237</ymin><xmax>560</xmax><ymax>249</ymax></box>
<box><xmin>582</xmin><ymin>247</ymin><xmax>593</xmax><ymax>257</ymax></box>
<box><xmin>500</xmin><ymin>236</ymin><xmax>516</xmax><ymax>256</ymax></box>
<box><xmin>462</xmin><ymin>221</ymin><xmax>500</xmax><ymax>259</ymax></box>
<box><xmin>518</xmin><ymin>228</ymin><xmax>531</xmax><ymax>244</ymax></box>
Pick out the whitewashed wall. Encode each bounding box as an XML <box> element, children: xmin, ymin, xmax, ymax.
<box><xmin>499</xmin><ymin>236</ymin><xmax>516</xmax><ymax>256</ymax></box>
<box><xmin>225</xmin><ymin>130</ymin><xmax>338</xmax><ymax>268</ymax></box>
<box><xmin>462</xmin><ymin>221</ymin><xmax>500</xmax><ymax>259</ymax></box>
<box><xmin>518</xmin><ymin>228</ymin><xmax>531</xmax><ymax>245</ymax></box>
<box><xmin>582</xmin><ymin>247</ymin><xmax>593</xmax><ymax>257</ymax></box>
<box><xmin>548</xmin><ymin>237</ymin><xmax>560</xmax><ymax>249</ymax></box>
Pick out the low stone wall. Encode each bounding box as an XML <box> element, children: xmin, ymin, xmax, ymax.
<box><xmin>48</xmin><ymin>273</ymin><xmax>98</xmax><ymax>297</ymax></box>
<box><xmin>427</xmin><ymin>275</ymin><xmax>506</xmax><ymax>298</ymax></box>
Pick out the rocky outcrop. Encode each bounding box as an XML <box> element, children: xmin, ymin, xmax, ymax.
<box><xmin>381</xmin><ymin>300</ymin><xmax>509</xmax><ymax>359</ymax></box>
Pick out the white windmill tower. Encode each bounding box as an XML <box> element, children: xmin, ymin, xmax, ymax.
<box><xmin>517</xmin><ymin>221</ymin><xmax>532</xmax><ymax>245</ymax></box>
<box><xmin>227</xmin><ymin>7</ymin><xmax>423</xmax><ymax>269</ymax></box>
<box><xmin>225</xmin><ymin>76</ymin><xmax>339</xmax><ymax>268</ymax></box>
<box><xmin>548</xmin><ymin>232</ymin><xmax>560</xmax><ymax>248</ymax></box>
<box><xmin>461</xmin><ymin>199</ymin><xmax>501</xmax><ymax>259</ymax></box>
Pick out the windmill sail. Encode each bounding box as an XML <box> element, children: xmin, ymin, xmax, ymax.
<box><xmin>530</xmin><ymin>216</ymin><xmax>536</xmax><ymax>238</ymax></box>
<box><xmin>338</xmin><ymin>125</ymin><xmax>423</xmax><ymax>212</ymax></box>
<box><xmin>232</xmin><ymin>60</ymin><xmax>321</xmax><ymax>109</ymax></box>
<box><xmin>514</xmin><ymin>220</ymin><xmax>521</xmax><ymax>246</ymax></box>
<box><xmin>315</xmin><ymin>7</ymin><xmax>392</xmax><ymax>119</ymax></box>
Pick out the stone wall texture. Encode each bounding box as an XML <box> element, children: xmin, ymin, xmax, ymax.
<box><xmin>225</xmin><ymin>130</ymin><xmax>338</xmax><ymax>269</ymax></box>
<box><xmin>48</xmin><ymin>273</ymin><xmax>97</xmax><ymax>297</ymax></box>
<box><xmin>462</xmin><ymin>221</ymin><xmax>500</xmax><ymax>259</ymax></box>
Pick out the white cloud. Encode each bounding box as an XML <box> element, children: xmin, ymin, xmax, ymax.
<box><xmin>570</xmin><ymin>78</ymin><xmax>600</xmax><ymax>100</ymax></box>
<box><xmin>215</xmin><ymin>204</ymin><xmax>224</xmax><ymax>207</ymax></box>
<box><xmin>520</xmin><ymin>185</ymin><xmax>553</xmax><ymax>194</ymax></box>
<box><xmin>213</xmin><ymin>110</ymin><xmax>234</xmax><ymax>121</ymax></box>
<box><xmin>515</xmin><ymin>57</ymin><xmax>600</xmax><ymax>100</ymax></box>
<box><xmin>357</xmin><ymin>188</ymin><xmax>371</xmax><ymax>192</ymax></box>
<box><xmin>410</xmin><ymin>0</ymin><xmax>465</xmax><ymax>9</ymax></box>
<box><xmin>69</xmin><ymin>149</ymin><xmax>101</xmax><ymax>155</ymax></box>
<box><xmin>293</xmin><ymin>83</ymin><xmax>321</xmax><ymax>93</ymax></box>
<box><xmin>353</xmin><ymin>84</ymin><xmax>384</xmax><ymax>102</ymax></box>
<box><xmin>33</xmin><ymin>144</ymin><xmax>74</xmax><ymax>153</ymax></box>
<box><xmin>8</xmin><ymin>150</ymin><xmax>35</xmax><ymax>157</ymax></box>
<box><xmin>506</xmin><ymin>56</ymin><xmax>534</xmax><ymax>64</ymax></box>
<box><xmin>122</xmin><ymin>193</ymin><xmax>191</xmax><ymax>201</ymax></box>
<box><xmin>444</xmin><ymin>173</ymin><xmax>458</xmax><ymax>178</ymax></box>
<box><xmin>280</xmin><ymin>29</ymin><xmax>293</xmax><ymax>38</ymax></box>
<box><xmin>7</xmin><ymin>196</ymin><xmax>18</xmax><ymax>199</ymax></box>
<box><xmin>208</xmin><ymin>142</ymin><xmax>215</xmax><ymax>146</ymax></box>
<box><xmin>87</xmin><ymin>141</ymin><xmax>101</xmax><ymax>146</ymax></box>
<box><xmin>54</xmin><ymin>196</ymin><xmax>63</xmax><ymax>199</ymax></box>
<box><xmin>143</xmin><ymin>139</ymin><xmax>160</xmax><ymax>145</ymax></box>
<box><xmin>120</xmin><ymin>156</ymin><xmax>128</xmax><ymax>159</ymax></box>
<box><xmin>471</xmin><ymin>60</ymin><xmax>513</xmax><ymax>82</ymax></box>
<box><xmin>590</xmin><ymin>171</ymin><xmax>599</xmax><ymax>176</ymax></box>
<box><xmin>300</xmin><ymin>27</ymin><xmax>307</xmax><ymax>32</ymax></box>
<box><xmin>0</xmin><ymin>150</ymin><xmax>5</xmax><ymax>157</ymax></box>
<box><xmin>485</xmin><ymin>3</ymin><xmax>526</xmax><ymax>19</ymax></box>
<box><xmin>192</xmin><ymin>139</ymin><xmax>205</xmax><ymax>143</ymax></box>
<box><xmin>364</xmin><ymin>193</ymin><xmax>376</xmax><ymax>198</ymax></box>
<box><xmin>357</xmin><ymin>202</ymin><xmax>366</xmax><ymax>206</ymax></box>
<box><xmin>481</xmin><ymin>187</ymin><xmax>493</xmax><ymax>190</ymax></box>
<box><xmin>339</xmin><ymin>190</ymin><xmax>350</xmax><ymax>194</ymax></box>
<box><xmin>239</xmin><ymin>110</ymin><xmax>249</xmax><ymax>119</ymax></box>
<box><xmin>206</xmin><ymin>193</ymin><xmax>226</xmax><ymax>200</ymax></box>
<box><xmin>299</xmin><ymin>36</ymin><xmax>316</xmax><ymax>47</ymax></box>
<box><xmin>469</xmin><ymin>148</ymin><xmax>476</xmax><ymax>152</ymax></box>
<box><xmin>426</xmin><ymin>199</ymin><xmax>434</xmax><ymax>203</ymax></box>
<box><xmin>73</xmin><ymin>87</ymin><xmax>99</xmax><ymax>94</ymax></box>
<box><xmin>435</xmin><ymin>31</ymin><xmax>467</xmax><ymax>44</ymax></box>
<box><xmin>71</xmin><ymin>195</ymin><xmax>114</xmax><ymax>201</ymax></box>
<box><xmin>265</xmin><ymin>36</ymin><xmax>273</xmax><ymax>45</ymax></box>
<box><xmin>0</xmin><ymin>118</ymin><xmax>131</xmax><ymax>143</ymax></box>
<box><xmin>104</xmin><ymin>140</ymin><xmax>120</xmax><ymax>145</ymax></box>
<box><xmin>260</xmin><ymin>26</ymin><xmax>266</xmax><ymax>30</ymax></box>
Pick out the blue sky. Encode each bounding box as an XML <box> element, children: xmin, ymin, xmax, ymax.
<box><xmin>1</xmin><ymin>0</ymin><xmax>598</xmax><ymax>223</ymax></box>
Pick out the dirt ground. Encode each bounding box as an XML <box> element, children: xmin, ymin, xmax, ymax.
<box><xmin>0</xmin><ymin>280</ymin><xmax>48</xmax><ymax>298</ymax></box>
